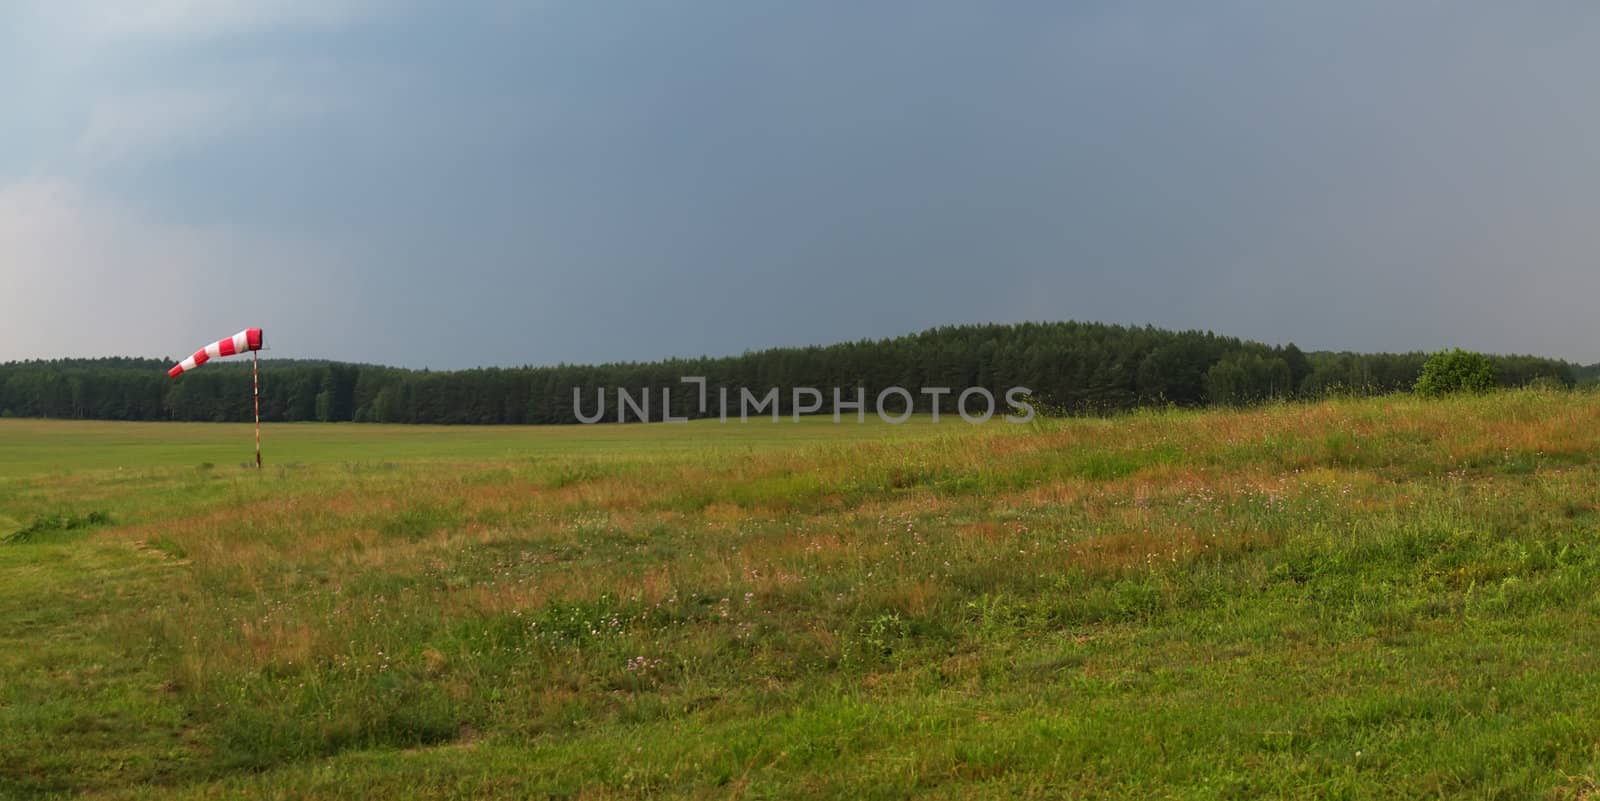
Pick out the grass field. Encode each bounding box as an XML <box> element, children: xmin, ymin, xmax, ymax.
<box><xmin>3</xmin><ymin>393</ymin><xmax>1600</xmax><ymax>799</ymax></box>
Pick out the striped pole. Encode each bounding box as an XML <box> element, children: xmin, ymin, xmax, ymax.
<box><xmin>253</xmin><ymin>349</ymin><xmax>262</xmax><ymax>469</ymax></box>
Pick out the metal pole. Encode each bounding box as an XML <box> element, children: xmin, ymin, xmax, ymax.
<box><xmin>254</xmin><ymin>349</ymin><xmax>262</xmax><ymax>469</ymax></box>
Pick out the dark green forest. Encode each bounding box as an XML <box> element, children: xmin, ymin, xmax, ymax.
<box><xmin>0</xmin><ymin>322</ymin><xmax>1584</xmax><ymax>424</ymax></box>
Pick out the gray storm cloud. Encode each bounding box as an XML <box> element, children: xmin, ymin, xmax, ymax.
<box><xmin>3</xmin><ymin>2</ymin><xmax>1598</xmax><ymax>367</ymax></box>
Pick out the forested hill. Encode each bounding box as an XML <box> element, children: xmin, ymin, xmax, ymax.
<box><xmin>0</xmin><ymin>322</ymin><xmax>1584</xmax><ymax>424</ymax></box>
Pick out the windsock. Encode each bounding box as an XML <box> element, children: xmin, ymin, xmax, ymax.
<box><xmin>168</xmin><ymin>328</ymin><xmax>263</xmax><ymax>378</ymax></box>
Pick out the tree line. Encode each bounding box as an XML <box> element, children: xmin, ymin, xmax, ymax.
<box><xmin>0</xmin><ymin>322</ymin><xmax>1583</xmax><ymax>424</ymax></box>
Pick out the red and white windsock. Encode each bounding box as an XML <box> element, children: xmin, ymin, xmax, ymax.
<box><xmin>168</xmin><ymin>328</ymin><xmax>264</xmax><ymax>378</ymax></box>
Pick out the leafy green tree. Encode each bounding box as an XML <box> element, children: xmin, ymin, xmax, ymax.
<box><xmin>315</xmin><ymin>390</ymin><xmax>334</xmax><ymax>423</ymax></box>
<box><xmin>1204</xmin><ymin>359</ymin><xmax>1249</xmax><ymax>406</ymax></box>
<box><xmin>1414</xmin><ymin>349</ymin><xmax>1495</xmax><ymax>397</ymax></box>
<box><xmin>1279</xmin><ymin>343</ymin><xmax>1312</xmax><ymax>395</ymax></box>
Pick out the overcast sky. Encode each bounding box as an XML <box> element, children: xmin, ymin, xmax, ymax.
<box><xmin>3</xmin><ymin>2</ymin><xmax>1598</xmax><ymax>368</ymax></box>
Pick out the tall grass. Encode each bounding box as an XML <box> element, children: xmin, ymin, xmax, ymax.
<box><xmin>3</xmin><ymin>390</ymin><xmax>1600</xmax><ymax>798</ymax></box>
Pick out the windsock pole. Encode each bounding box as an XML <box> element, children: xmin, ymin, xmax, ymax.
<box><xmin>253</xmin><ymin>349</ymin><xmax>262</xmax><ymax>469</ymax></box>
<box><xmin>167</xmin><ymin>328</ymin><xmax>265</xmax><ymax>468</ymax></box>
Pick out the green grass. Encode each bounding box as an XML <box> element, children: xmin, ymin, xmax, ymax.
<box><xmin>2</xmin><ymin>393</ymin><xmax>1600</xmax><ymax>799</ymax></box>
<box><xmin>0</xmin><ymin>416</ymin><xmax>959</xmax><ymax>477</ymax></box>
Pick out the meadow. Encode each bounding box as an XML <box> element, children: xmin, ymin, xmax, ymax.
<box><xmin>2</xmin><ymin>393</ymin><xmax>1599</xmax><ymax>799</ymax></box>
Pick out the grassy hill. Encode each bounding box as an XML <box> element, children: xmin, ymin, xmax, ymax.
<box><xmin>3</xmin><ymin>392</ymin><xmax>1600</xmax><ymax>798</ymax></box>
